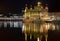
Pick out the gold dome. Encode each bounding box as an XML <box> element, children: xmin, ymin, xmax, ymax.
<box><xmin>30</xmin><ymin>5</ymin><xmax>33</xmax><ymax>10</ymax></box>
<box><xmin>37</xmin><ymin>2</ymin><xmax>41</xmax><ymax>6</ymax></box>
<box><xmin>24</xmin><ymin>4</ymin><xmax>28</xmax><ymax>12</ymax></box>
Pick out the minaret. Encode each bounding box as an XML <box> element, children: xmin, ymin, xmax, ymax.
<box><xmin>24</xmin><ymin>4</ymin><xmax>28</xmax><ymax>13</ymax></box>
<box><xmin>24</xmin><ymin>4</ymin><xmax>28</xmax><ymax>18</ymax></box>
<box><xmin>29</xmin><ymin>5</ymin><xmax>32</xmax><ymax>18</ymax></box>
<box><xmin>30</xmin><ymin>5</ymin><xmax>33</xmax><ymax>10</ymax></box>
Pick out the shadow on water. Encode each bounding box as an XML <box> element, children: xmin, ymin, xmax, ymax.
<box><xmin>48</xmin><ymin>30</ymin><xmax>60</xmax><ymax>41</ymax></box>
<box><xmin>0</xmin><ymin>27</ymin><xmax>23</xmax><ymax>41</ymax></box>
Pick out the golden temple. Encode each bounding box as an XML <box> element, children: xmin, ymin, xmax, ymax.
<box><xmin>23</xmin><ymin>1</ymin><xmax>49</xmax><ymax>22</ymax></box>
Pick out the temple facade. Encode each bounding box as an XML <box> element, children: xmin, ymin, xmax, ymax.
<box><xmin>23</xmin><ymin>1</ymin><xmax>49</xmax><ymax>22</ymax></box>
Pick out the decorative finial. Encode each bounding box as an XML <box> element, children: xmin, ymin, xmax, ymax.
<box><xmin>24</xmin><ymin>4</ymin><xmax>28</xmax><ymax>12</ymax></box>
<box><xmin>37</xmin><ymin>2</ymin><xmax>41</xmax><ymax>6</ymax></box>
<box><xmin>38</xmin><ymin>2</ymin><xmax>41</xmax><ymax>5</ymax></box>
<box><xmin>30</xmin><ymin>5</ymin><xmax>33</xmax><ymax>10</ymax></box>
<box><xmin>45</xmin><ymin>4</ymin><xmax>48</xmax><ymax>10</ymax></box>
<box><xmin>25</xmin><ymin>4</ymin><xmax>27</xmax><ymax>7</ymax></box>
<box><xmin>25</xmin><ymin>4</ymin><xmax>28</xmax><ymax>9</ymax></box>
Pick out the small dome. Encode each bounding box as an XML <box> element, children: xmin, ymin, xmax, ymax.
<box><xmin>41</xmin><ymin>6</ymin><xmax>44</xmax><ymax>9</ymax></box>
<box><xmin>25</xmin><ymin>4</ymin><xmax>28</xmax><ymax>9</ymax></box>
<box><xmin>45</xmin><ymin>4</ymin><xmax>48</xmax><ymax>10</ymax></box>
<box><xmin>30</xmin><ymin>5</ymin><xmax>33</xmax><ymax>10</ymax></box>
<box><xmin>37</xmin><ymin>2</ymin><xmax>41</xmax><ymax>5</ymax></box>
<box><xmin>45</xmin><ymin>6</ymin><xmax>48</xmax><ymax>10</ymax></box>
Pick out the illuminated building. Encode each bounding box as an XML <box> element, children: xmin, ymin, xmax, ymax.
<box><xmin>23</xmin><ymin>1</ymin><xmax>49</xmax><ymax>22</ymax></box>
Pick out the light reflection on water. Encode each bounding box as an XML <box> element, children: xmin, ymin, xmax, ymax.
<box><xmin>22</xmin><ymin>22</ymin><xmax>60</xmax><ymax>41</ymax></box>
<box><xmin>0</xmin><ymin>21</ymin><xmax>23</xmax><ymax>28</ymax></box>
<box><xmin>23</xmin><ymin>22</ymin><xmax>60</xmax><ymax>33</ymax></box>
<box><xmin>0</xmin><ymin>21</ymin><xmax>60</xmax><ymax>41</ymax></box>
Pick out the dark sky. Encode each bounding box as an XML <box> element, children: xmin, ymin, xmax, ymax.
<box><xmin>48</xmin><ymin>0</ymin><xmax>60</xmax><ymax>12</ymax></box>
<box><xmin>0</xmin><ymin>0</ymin><xmax>25</xmax><ymax>14</ymax></box>
<box><xmin>0</xmin><ymin>0</ymin><xmax>60</xmax><ymax>14</ymax></box>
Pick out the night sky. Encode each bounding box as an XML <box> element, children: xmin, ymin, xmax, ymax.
<box><xmin>48</xmin><ymin>0</ymin><xmax>60</xmax><ymax>12</ymax></box>
<box><xmin>0</xmin><ymin>0</ymin><xmax>60</xmax><ymax>14</ymax></box>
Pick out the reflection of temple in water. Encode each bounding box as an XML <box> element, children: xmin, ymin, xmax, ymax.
<box><xmin>0</xmin><ymin>14</ymin><xmax>23</xmax><ymax>28</ymax></box>
<box><xmin>0</xmin><ymin>21</ymin><xmax>23</xmax><ymax>28</ymax></box>
<box><xmin>23</xmin><ymin>22</ymin><xmax>60</xmax><ymax>41</ymax></box>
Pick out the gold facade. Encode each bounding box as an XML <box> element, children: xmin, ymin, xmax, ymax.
<box><xmin>23</xmin><ymin>2</ymin><xmax>48</xmax><ymax>22</ymax></box>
